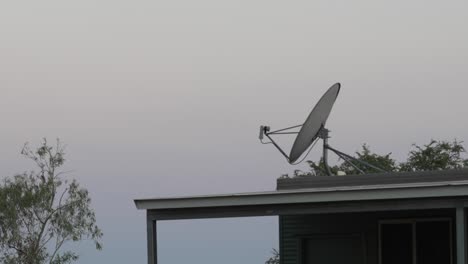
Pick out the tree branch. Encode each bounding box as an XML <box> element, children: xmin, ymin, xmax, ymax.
<box><xmin>49</xmin><ymin>234</ymin><xmax>69</xmax><ymax>264</ymax></box>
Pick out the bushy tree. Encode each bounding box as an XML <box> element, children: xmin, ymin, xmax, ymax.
<box><xmin>285</xmin><ymin>139</ymin><xmax>468</xmax><ymax>177</ymax></box>
<box><xmin>337</xmin><ymin>144</ymin><xmax>397</xmax><ymax>174</ymax></box>
<box><xmin>293</xmin><ymin>144</ymin><xmax>397</xmax><ymax>176</ymax></box>
<box><xmin>300</xmin><ymin>158</ymin><xmax>340</xmax><ymax>176</ymax></box>
<box><xmin>400</xmin><ymin>139</ymin><xmax>468</xmax><ymax>171</ymax></box>
<box><xmin>0</xmin><ymin>139</ymin><xmax>102</xmax><ymax>264</ymax></box>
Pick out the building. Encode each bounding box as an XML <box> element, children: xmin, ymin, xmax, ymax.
<box><xmin>134</xmin><ymin>168</ymin><xmax>468</xmax><ymax>264</ymax></box>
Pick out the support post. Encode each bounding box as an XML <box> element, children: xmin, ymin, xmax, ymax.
<box><xmin>456</xmin><ymin>205</ymin><xmax>466</xmax><ymax>264</ymax></box>
<box><xmin>147</xmin><ymin>211</ymin><xmax>157</xmax><ymax>264</ymax></box>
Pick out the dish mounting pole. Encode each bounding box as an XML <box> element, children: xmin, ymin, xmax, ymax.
<box><xmin>319</xmin><ymin>127</ymin><xmax>387</xmax><ymax>175</ymax></box>
<box><xmin>319</xmin><ymin>127</ymin><xmax>333</xmax><ymax>176</ymax></box>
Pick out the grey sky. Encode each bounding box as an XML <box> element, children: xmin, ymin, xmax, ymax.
<box><xmin>1</xmin><ymin>0</ymin><xmax>468</xmax><ymax>263</ymax></box>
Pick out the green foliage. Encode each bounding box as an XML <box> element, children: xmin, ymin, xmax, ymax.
<box><xmin>305</xmin><ymin>158</ymin><xmax>340</xmax><ymax>176</ymax></box>
<box><xmin>290</xmin><ymin>145</ymin><xmax>396</xmax><ymax>177</ymax></box>
<box><xmin>285</xmin><ymin>139</ymin><xmax>467</xmax><ymax>178</ymax></box>
<box><xmin>338</xmin><ymin>144</ymin><xmax>397</xmax><ymax>174</ymax></box>
<box><xmin>0</xmin><ymin>139</ymin><xmax>103</xmax><ymax>264</ymax></box>
<box><xmin>296</xmin><ymin>145</ymin><xmax>397</xmax><ymax>176</ymax></box>
<box><xmin>265</xmin><ymin>248</ymin><xmax>280</xmax><ymax>264</ymax></box>
<box><xmin>400</xmin><ymin>139</ymin><xmax>468</xmax><ymax>172</ymax></box>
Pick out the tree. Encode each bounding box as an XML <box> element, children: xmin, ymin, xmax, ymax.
<box><xmin>284</xmin><ymin>144</ymin><xmax>397</xmax><ymax>177</ymax></box>
<box><xmin>0</xmin><ymin>139</ymin><xmax>103</xmax><ymax>264</ymax></box>
<box><xmin>284</xmin><ymin>139</ymin><xmax>467</xmax><ymax>178</ymax></box>
<box><xmin>400</xmin><ymin>139</ymin><xmax>468</xmax><ymax>171</ymax></box>
<box><xmin>265</xmin><ymin>248</ymin><xmax>280</xmax><ymax>264</ymax></box>
<box><xmin>337</xmin><ymin>144</ymin><xmax>397</xmax><ymax>174</ymax></box>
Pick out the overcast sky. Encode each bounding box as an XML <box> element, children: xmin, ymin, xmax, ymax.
<box><xmin>1</xmin><ymin>0</ymin><xmax>468</xmax><ymax>263</ymax></box>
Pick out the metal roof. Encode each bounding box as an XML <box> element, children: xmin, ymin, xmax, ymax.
<box><xmin>135</xmin><ymin>169</ymin><xmax>468</xmax><ymax>211</ymax></box>
<box><xmin>277</xmin><ymin>168</ymin><xmax>468</xmax><ymax>190</ymax></box>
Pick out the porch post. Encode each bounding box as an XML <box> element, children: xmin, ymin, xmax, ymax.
<box><xmin>456</xmin><ymin>205</ymin><xmax>466</xmax><ymax>264</ymax></box>
<box><xmin>147</xmin><ymin>211</ymin><xmax>157</xmax><ymax>264</ymax></box>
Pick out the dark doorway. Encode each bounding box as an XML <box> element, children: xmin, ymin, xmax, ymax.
<box><xmin>381</xmin><ymin>223</ymin><xmax>413</xmax><ymax>264</ymax></box>
<box><xmin>302</xmin><ymin>234</ymin><xmax>365</xmax><ymax>264</ymax></box>
<box><xmin>380</xmin><ymin>219</ymin><xmax>452</xmax><ymax>264</ymax></box>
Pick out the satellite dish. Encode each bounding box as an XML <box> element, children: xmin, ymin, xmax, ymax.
<box><xmin>289</xmin><ymin>83</ymin><xmax>340</xmax><ymax>163</ymax></box>
<box><xmin>259</xmin><ymin>82</ymin><xmax>386</xmax><ymax>175</ymax></box>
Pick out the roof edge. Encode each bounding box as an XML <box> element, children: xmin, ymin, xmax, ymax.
<box><xmin>135</xmin><ymin>180</ymin><xmax>468</xmax><ymax>210</ymax></box>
